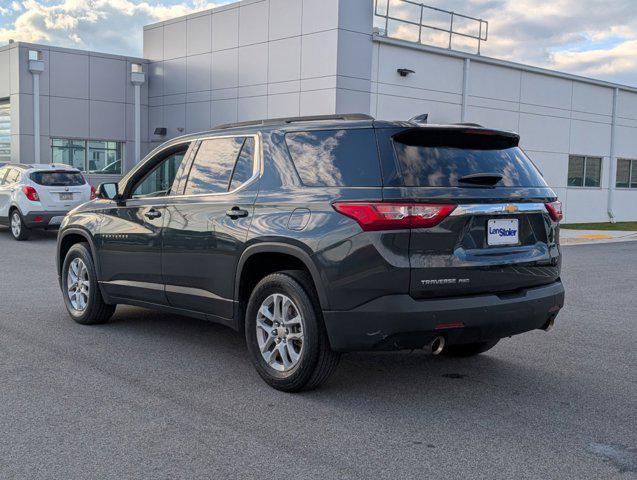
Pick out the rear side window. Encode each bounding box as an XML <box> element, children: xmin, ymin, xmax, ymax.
<box><xmin>30</xmin><ymin>171</ymin><xmax>86</xmax><ymax>186</ymax></box>
<box><xmin>390</xmin><ymin>128</ymin><xmax>547</xmax><ymax>187</ymax></box>
<box><xmin>4</xmin><ymin>169</ymin><xmax>20</xmax><ymax>184</ymax></box>
<box><xmin>285</xmin><ymin>129</ymin><xmax>381</xmax><ymax>187</ymax></box>
<box><xmin>184</xmin><ymin>137</ymin><xmax>247</xmax><ymax>195</ymax></box>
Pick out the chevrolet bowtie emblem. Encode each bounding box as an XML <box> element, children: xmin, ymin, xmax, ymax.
<box><xmin>504</xmin><ymin>204</ymin><xmax>518</xmax><ymax>213</ymax></box>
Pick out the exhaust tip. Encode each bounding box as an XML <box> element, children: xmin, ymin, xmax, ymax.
<box><xmin>426</xmin><ymin>336</ymin><xmax>446</xmax><ymax>355</ymax></box>
<box><xmin>542</xmin><ymin>316</ymin><xmax>555</xmax><ymax>331</ymax></box>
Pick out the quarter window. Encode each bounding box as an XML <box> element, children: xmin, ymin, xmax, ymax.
<box><xmin>184</xmin><ymin>137</ymin><xmax>246</xmax><ymax>195</ymax></box>
<box><xmin>229</xmin><ymin>137</ymin><xmax>255</xmax><ymax>191</ymax></box>
<box><xmin>285</xmin><ymin>129</ymin><xmax>382</xmax><ymax>187</ymax></box>
<box><xmin>568</xmin><ymin>155</ymin><xmax>602</xmax><ymax>187</ymax></box>
<box><xmin>4</xmin><ymin>168</ymin><xmax>20</xmax><ymax>184</ymax></box>
<box><xmin>616</xmin><ymin>159</ymin><xmax>637</xmax><ymax>189</ymax></box>
<box><xmin>52</xmin><ymin>138</ymin><xmax>123</xmax><ymax>174</ymax></box>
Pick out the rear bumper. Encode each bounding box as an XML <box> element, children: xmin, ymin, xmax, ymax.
<box><xmin>23</xmin><ymin>211</ymin><xmax>68</xmax><ymax>229</ymax></box>
<box><xmin>323</xmin><ymin>281</ymin><xmax>565</xmax><ymax>352</ymax></box>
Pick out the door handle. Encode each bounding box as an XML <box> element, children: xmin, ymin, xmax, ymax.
<box><xmin>144</xmin><ymin>208</ymin><xmax>162</xmax><ymax>219</ymax></box>
<box><xmin>226</xmin><ymin>206</ymin><xmax>249</xmax><ymax>219</ymax></box>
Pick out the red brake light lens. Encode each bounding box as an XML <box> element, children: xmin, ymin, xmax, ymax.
<box><xmin>545</xmin><ymin>201</ymin><xmax>563</xmax><ymax>222</ymax></box>
<box><xmin>90</xmin><ymin>185</ymin><xmax>96</xmax><ymax>200</ymax></box>
<box><xmin>22</xmin><ymin>186</ymin><xmax>40</xmax><ymax>202</ymax></box>
<box><xmin>332</xmin><ymin>202</ymin><xmax>456</xmax><ymax>231</ymax></box>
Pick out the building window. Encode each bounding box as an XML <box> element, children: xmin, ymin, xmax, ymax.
<box><xmin>51</xmin><ymin>139</ymin><xmax>123</xmax><ymax>174</ymax></box>
<box><xmin>0</xmin><ymin>99</ymin><xmax>11</xmax><ymax>163</ymax></box>
<box><xmin>568</xmin><ymin>155</ymin><xmax>602</xmax><ymax>187</ymax></box>
<box><xmin>616</xmin><ymin>159</ymin><xmax>637</xmax><ymax>189</ymax></box>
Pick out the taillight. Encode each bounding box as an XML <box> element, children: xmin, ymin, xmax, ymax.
<box><xmin>90</xmin><ymin>185</ymin><xmax>96</xmax><ymax>200</ymax></box>
<box><xmin>332</xmin><ymin>202</ymin><xmax>456</xmax><ymax>231</ymax></box>
<box><xmin>22</xmin><ymin>186</ymin><xmax>40</xmax><ymax>202</ymax></box>
<box><xmin>545</xmin><ymin>201</ymin><xmax>563</xmax><ymax>222</ymax></box>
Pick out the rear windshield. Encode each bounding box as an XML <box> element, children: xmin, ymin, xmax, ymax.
<box><xmin>30</xmin><ymin>171</ymin><xmax>86</xmax><ymax>186</ymax></box>
<box><xmin>285</xmin><ymin>129</ymin><xmax>382</xmax><ymax>187</ymax></box>
<box><xmin>392</xmin><ymin>128</ymin><xmax>547</xmax><ymax>187</ymax></box>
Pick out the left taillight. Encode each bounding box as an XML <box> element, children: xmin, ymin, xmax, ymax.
<box><xmin>90</xmin><ymin>185</ymin><xmax>96</xmax><ymax>200</ymax></box>
<box><xmin>332</xmin><ymin>202</ymin><xmax>456</xmax><ymax>231</ymax></box>
<box><xmin>545</xmin><ymin>200</ymin><xmax>563</xmax><ymax>222</ymax></box>
<box><xmin>22</xmin><ymin>186</ymin><xmax>40</xmax><ymax>202</ymax></box>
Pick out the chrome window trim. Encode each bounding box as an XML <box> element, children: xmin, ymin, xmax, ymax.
<box><xmin>125</xmin><ymin>133</ymin><xmax>262</xmax><ymax>202</ymax></box>
<box><xmin>450</xmin><ymin>202</ymin><xmax>548</xmax><ymax>216</ymax></box>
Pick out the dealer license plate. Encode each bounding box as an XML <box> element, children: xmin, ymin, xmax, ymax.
<box><xmin>487</xmin><ymin>219</ymin><xmax>519</xmax><ymax>246</ymax></box>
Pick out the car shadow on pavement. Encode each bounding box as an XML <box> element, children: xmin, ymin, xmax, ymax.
<box><xmin>103</xmin><ymin>304</ymin><xmax>567</xmax><ymax>406</ymax></box>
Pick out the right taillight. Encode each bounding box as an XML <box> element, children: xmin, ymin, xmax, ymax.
<box><xmin>332</xmin><ymin>202</ymin><xmax>456</xmax><ymax>231</ymax></box>
<box><xmin>545</xmin><ymin>200</ymin><xmax>563</xmax><ymax>222</ymax></box>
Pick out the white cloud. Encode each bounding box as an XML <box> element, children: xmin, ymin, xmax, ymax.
<box><xmin>0</xmin><ymin>0</ymin><xmax>223</xmax><ymax>56</ymax></box>
<box><xmin>1</xmin><ymin>0</ymin><xmax>636</xmax><ymax>85</ymax></box>
<box><xmin>382</xmin><ymin>0</ymin><xmax>637</xmax><ymax>85</ymax></box>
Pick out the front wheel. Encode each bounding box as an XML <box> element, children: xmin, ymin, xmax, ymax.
<box><xmin>245</xmin><ymin>271</ymin><xmax>340</xmax><ymax>392</ymax></box>
<box><xmin>10</xmin><ymin>210</ymin><xmax>30</xmax><ymax>241</ymax></box>
<box><xmin>61</xmin><ymin>243</ymin><xmax>116</xmax><ymax>325</ymax></box>
<box><xmin>443</xmin><ymin>339</ymin><xmax>499</xmax><ymax>357</ymax></box>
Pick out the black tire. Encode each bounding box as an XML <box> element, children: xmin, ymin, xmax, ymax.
<box><xmin>10</xmin><ymin>209</ymin><xmax>30</xmax><ymax>241</ymax></box>
<box><xmin>61</xmin><ymin>243</ymin><xmax>116</xmax><ymax>325</ymax></box>
<box><xmin>245</xmin><ymin>270</ymin><xmax>340</xmax><ymax>392</ymax></box>
<box><xmin>443</xmin><ymin>339</ymin><xmax>499</xmax><ymax>357</ymax></box>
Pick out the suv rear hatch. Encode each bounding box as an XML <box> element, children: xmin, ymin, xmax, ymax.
<box><xmin>29</xmin><ymin>170</ymin><xmax>89</xmax><ymax>210</ymax></box>
<box><xmin>376</xmin><ymin>125</ymin><xmax>561</xmax><ymax>299</ymax></box>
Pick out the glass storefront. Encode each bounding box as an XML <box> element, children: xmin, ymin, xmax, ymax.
<box><xmin>0</xmin><ymin>99</ymin><xmax>10</xmax><ymax>164</ymax></box>
<box><xmin>52</xmin><ymin>138</ymin><xmax>123</xmax><ymax>174</ymax></box>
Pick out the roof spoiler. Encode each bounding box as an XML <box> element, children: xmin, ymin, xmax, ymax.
<box><xmin>214</xmin><ymin>113</ymin><xmax>374</xmax><ymax>130</ymax></box>
<box><xmin>394</xmin><ymin>126</ymin><xmax>520</xmax><ymax>149</ymax></box>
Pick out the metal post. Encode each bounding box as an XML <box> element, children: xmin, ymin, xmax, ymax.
<box><xmin>418</xmin><ymin>4</ymin><xmax>424</xmax><ymax>44</ymax></box>
<box><xmin>130</xmin><ymin>65</ymin><xmax>146</xmax><ymax>165</ymax></box>
<box><xmin>385</xmin><ymin>0</ymin><xmax>390</xmax><ymax>36</ymax></box>
<box><xmin>478</xmin><ymin>22</ymin><xmax>482</xmax><ymax>55</ymax></box>
<box><xmin>607</xmin><ymin>87</ymin><xmax>619</xmax><ymax>222</ymax></box>
<box><xmin>461</xmin><ymin>58</ymin><xmax>470</xmax><ymax>122</ymax></box>
<box><xmin>28</xmin><ymin>51</ymin><xmax>44</xmax><ymax>163</ymax></box>
<box><xmin>134</xmin><ymin>84</ymin><xmax>141</xmax><ymax>164</ymax></box>
<box><xmin>448</xmin><ymin>12</ymin><xmax>454</xmax><ymax>49</ymax></box>
<box><xmin>32</xmin><ymin>73</ymin><xmax>40</xmax><ymax>162</ymax></box>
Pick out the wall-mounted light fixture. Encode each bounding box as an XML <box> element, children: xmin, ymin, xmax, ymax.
<box><xmin>397</xmin><ymin>68</ymin><xmax>415</xmax><ymax>77</ymax></box>
<box><xmin>154</xmin><ymin>127</ymin><xmax>167</xmax><ymax>136</ymax></box>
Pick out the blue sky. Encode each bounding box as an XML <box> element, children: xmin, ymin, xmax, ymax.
<box><xmin>1</xmin><ymin>0</ymin><xmax>636</xmax><ymax>86</ymax></box>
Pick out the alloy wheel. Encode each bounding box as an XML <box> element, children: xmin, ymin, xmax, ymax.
<box><xmin>67</xmin><ymin>258</ymin><xmax>90</xmax><ymax>311</ymax></box>
<box><xmin>256</xmin><ymin>293</ymin><xmax>305</xmax><ymax>372</ymax></box>
<box><xmin>11</xmin><ymin>212</ymin><xmax>21</xmax><ymax>238</ymax></box>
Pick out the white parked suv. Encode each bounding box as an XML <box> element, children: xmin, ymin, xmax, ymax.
<box><xmin>0</xmin><ymin>163</ymin><xmax>94</xmax><ymax>240</ymax></box>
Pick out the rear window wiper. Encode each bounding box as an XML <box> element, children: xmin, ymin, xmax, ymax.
<box><xmin>458</xmin><ymin>173</ymin><xmax>503</xmax><ymax>186</ymax></box>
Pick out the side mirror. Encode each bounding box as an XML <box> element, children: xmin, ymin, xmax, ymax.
<box><xmin>97</xmin><ymin>182</ymin><xmax>120</xmax><ymax>200</ymax></box>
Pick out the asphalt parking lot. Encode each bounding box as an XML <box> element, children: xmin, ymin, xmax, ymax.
<box><xmin>0</xmin><ymin>228</ymin><xmax>635</xmax><ymax>479</ymax></box>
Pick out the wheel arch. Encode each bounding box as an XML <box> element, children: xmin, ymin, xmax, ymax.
<box><xmin>234</xmin><ymin>243</ymin><xmax>329</xmax><ymax>326</ymax></box>
<box><xmin>57</xmin><ymin>228</ymin><xmax>101</xmax><ymax>280</ymax></box>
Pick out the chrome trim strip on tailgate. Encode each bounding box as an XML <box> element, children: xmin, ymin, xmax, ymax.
<box><xmin>450</xmin><ymin>203</ymin><xmax>547</xmax><ymax>216</ymax></box>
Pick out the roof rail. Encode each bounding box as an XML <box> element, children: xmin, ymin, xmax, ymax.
<box><xmin>214</xmin><ymin>113</ymin><xmax>375</xmax><ymax>130</ymax></box>
<box><xmin>453</xmin><ymin>122</ymin><xmax>484</xmax><ymax>127</ymax></box>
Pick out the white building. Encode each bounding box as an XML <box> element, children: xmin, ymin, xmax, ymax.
<box><xmin>1</xmin><ymin>0</ymin><xmax>636</xmax><ymax>222</ymax></box>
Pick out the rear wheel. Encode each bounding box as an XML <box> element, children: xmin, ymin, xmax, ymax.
<box><xmin>10</xmin><ymin>209</ymin><xmax>30</xmax><ymax>241</ymax></box>
<box><xmin>62</xmin><ymin>243</ymin><xmax>116</xmax><ymax>325</ymax></box>
<box><xmin>443</xmin><ymin>339</ymin><xmax>499</xmax><ymax>357</ymax></box>
<box><xmin>245</xmin><ymin>271</ymin><xmax>340</xmax><ymax>392</ymax></box>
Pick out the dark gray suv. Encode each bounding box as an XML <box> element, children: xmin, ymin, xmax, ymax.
<box><xmin>56</xmin><ymin>114</ymin><xmax>565</xmax><ymax>392</ymax></box>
